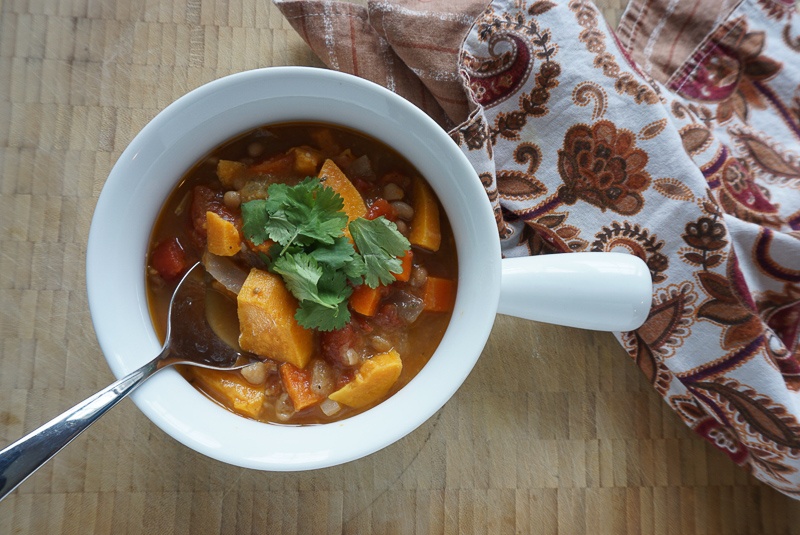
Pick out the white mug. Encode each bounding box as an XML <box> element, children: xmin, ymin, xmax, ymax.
<box><xmin>86</xmin><ymin>67</ymin><xmax>651</xmax><ymax>470</ymax></box>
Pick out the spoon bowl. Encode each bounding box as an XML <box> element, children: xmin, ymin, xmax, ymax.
<box><xmin>0</xmin><ymin>262</ymin><xmax>256</xmax><ymax>501</ymax></box>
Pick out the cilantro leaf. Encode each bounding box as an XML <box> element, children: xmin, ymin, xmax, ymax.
<box><xmin>239</xmin><ymin>177</ymin><xmax>410</xmax><ymax>331</ymax></box>
<box><xmin>270</xmin><ymin>253</ymin><xmax>323</xmax><ymax>305</ymax></box>
<box><xmin>309</xmin><ymin>236</ymin><xmax>356</xmax><ymax>269</ymax></box>
<box><xmin>296</xmin><ymin>298</ymin><xmax>351</xmax><ymax>331</ymax></box>
<box><xmin>349</xmin><ymin>217</ymin><xmax>411</xmax><ymax>288</ymax></box>
<box><xmin>241</xmin><ymin>199</ymin><xmax>270</xmax><ymax>245</ymax></box>
<box><xmin>263</xmin><ymin>178</ymin><xmax>347</xmax><ymax>249</ymax></box>
<box><xmin>342</xmin><ymin>253</ymin><xmax>367</xmax><ymax>283</ymax></box>
<box><xmin>294</xmin><ymin>270</ymin><xmax>353</xmax><ymax>331</ymax></box>
<box><xmin>304</xmin><ymin>184</ymin><xmax>349</xmax><ymax>244</ymax></box>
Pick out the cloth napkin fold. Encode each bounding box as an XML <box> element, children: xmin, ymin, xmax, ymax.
<box><xmin>276</xmin><ymin>0</ymin><xmax>800</xmax><ymax>498</ymax></box>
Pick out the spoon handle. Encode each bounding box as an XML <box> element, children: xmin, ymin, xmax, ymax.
<box><xmin>0</xmin><ymin>358</ymin><xmax>161</xmax><ymax>501</ymax></box>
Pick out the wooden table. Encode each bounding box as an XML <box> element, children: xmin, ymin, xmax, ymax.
<box><xmin>2</xmin><ymin>0</ymin><xmax>799</xmax><ymax>533</ymax></box>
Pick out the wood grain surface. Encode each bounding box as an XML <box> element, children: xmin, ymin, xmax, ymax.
<box><xmin>1</xmin><ymin>0</ymin><xmax>800</xmax><ymax>533</ymax></box>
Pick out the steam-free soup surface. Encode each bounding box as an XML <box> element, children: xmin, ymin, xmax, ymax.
<box><xmin>147</xmin><ymin>122</ymin><xmax>457</xmax><ymax>424</ymax></box>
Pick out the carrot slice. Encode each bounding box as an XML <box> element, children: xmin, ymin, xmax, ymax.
<box><xmin>279</xmin><ymin>362</ymin><xmax>324</xmax><ymax>411</ymax></box>
<box><xmin>422</xmin><ymin>276</ymin><xmax>456</xmax><ymax>312</ymax></box>
<box><xmin>392</xmin><ymin>250</ymin><xmax>413</xmax><ymax>282</ymax></box>
<box><xmin>350</xmin><ymin>284</ymin><xmax>383</xmax><ymax>317</ymax></box>
<box><xmin>409</xmin><ymin>177</ymin><xmax>441</xmax><ymax>252</ymax></box>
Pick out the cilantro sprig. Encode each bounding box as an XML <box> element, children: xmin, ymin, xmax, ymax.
<box><xmin>241</xmin><ymin>178</ymin><xmax>410</xmax><ymax>331</ymax></box>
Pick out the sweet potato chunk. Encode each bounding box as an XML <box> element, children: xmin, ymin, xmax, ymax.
<box><xmin>318</xmin><ymin>159</ymin><xmax>367</xmax><ymax>239</ymax></box>
<box><xmin>206</xmin><ymin>211</ymin><xmax>241</xmax><ymax>256</ymax></box>
<box><xmin>290</xmin><ymin>146</ymin><xmax>324</xmax><ymax>175</ymax></box>
<box><xmin>409</xmin><ymin>176</ymin><xmax>441</xmax><ymax>252</ymax></box>
<box><xmin>237</xmin><ymin>268</ymin><xmax>313</xmax><ymax>368</ymax></box>
<box><xmin>217</xmin><ymin>160</ymin><xmax>247</xmax><ymax>189</ymax></box>
<box><xmin>328</xmin><ymin>350</ymin><xmax>402</xmax><ymax>408</ymax></box>
<box><xmin>190</xmin><ymin>367</ymin><xmax>265</xmax><ymax>419</ymax></box>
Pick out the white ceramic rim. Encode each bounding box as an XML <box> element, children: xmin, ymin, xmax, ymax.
<box><xmin>86</xmin><ymin>67</ymin><xmax>501</xmax><ymax>470</ymax></box>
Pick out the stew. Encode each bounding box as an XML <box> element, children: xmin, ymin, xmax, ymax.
<box><xmin>146</xmin><ymin>122</ymin><xmax>457</xmax><ymax>424</ymax></box>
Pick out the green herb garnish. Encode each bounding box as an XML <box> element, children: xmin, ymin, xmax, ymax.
<box><xmin>241</xmin><ymin>178</ymin><xmax>410</xmax><ymax>331</ymax></box>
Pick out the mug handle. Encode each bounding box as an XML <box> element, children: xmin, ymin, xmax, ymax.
<box><xmin>498</xmin><ymin>252</ymin><xmax>652</xmax><ymax>332</ymax></box>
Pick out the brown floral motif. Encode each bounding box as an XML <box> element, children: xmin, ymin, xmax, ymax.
<box><xmin>760</xmin><ymin>297</ymin><xmax>800</xmax><ymax>392</ymax></box>
<box><xmin>463</xmin><ymin>32</ymin><xmax>534</xmax><ymax>109</ymax></box>
<box><xmin>453</xmin><ymin>114</ymin><xmax>491</xmax><ymax>151</ymax></box>
<box><xmin>757</xmin><ymin>283</ymin><xmax>800</xmax><ymax>354</ymax></box>
<box><xmin>693</xmin><ymin>379</ymin><xmax>800</xmax><ymax>455</ymax></box>
<box><xmin>694</xmin><ymin>417</ymin><xmax>750</xmax><ymax>465</ymax></box>
<box><xmin>485</xmin><ymin>30</ymin><xmax>561</xmax><ymax>142</ymax></box>
<box><xmin>695</xmin><ymin>253</ymin><xmax>764</xmax><ymax>350</ymax></box>
<box><xmin>569</xmin><ymin>0</ymin><xmax>660</xmax><ymax>105</ymax></box>
<box><xmin>757</xmin><ymin>0</ymin><xmax>797</xmax><ymax>21</ymax></box>
<box><xmin>679</xmin><ymin>215</ymin><xmax>727</xmax><ymax>269</ymax></box>
<box><xmin>622</xmin><ymin>282</ymin><xmax>695</xmax><ymax>395</ymax></box>
<box><xmin>732</xmin><ymin>128</ymin><xmax>800</xmax><ymax>184</ymax></box>
<box><xmin>709</xmin><ymin>154</ymin><xmax>782</xmax><ymax>228</ymax></box>
<box><xmin>557</xmin><ymin>120</ymin><xmax>651</xmax><ymax>215</ymax></box>
<box><xmin>669</xmin><ymin>19</ymin><xmax>782</xmax><ymax>124</ymax></box>
<box><xmin>497</xmin><ymin>170</ymin><xmax>546</xmax><ymax>200</ymax></box>
<box><xmin>497</xmin><ymin>142</ymin><xmax>547</xmax><ymax>201</ymax></box>
<box><xmin>591</xmin><ymin>221</ymin><xmax>670</xmax><ymax>283</ymax></box>
<box><xmin>785</xmin><ymin>25</ymin><xmax>800</xmax><ymax>53</ymax></box>
<box><xmin>679</xmin><ymin>124</ymin><xmax>713</xmax><ymax>155</ymax></box>
<box><xmin>522</xmin><ymin>211</ymin><xmax>587</xmax><ymax>254</ymax></box>
<box><xmin>653</xmin><ymin>178</ymin><xmax>695</xmax><ymax>201</ymax></box>
<box><xmin>638</xmin><ymin>118</ymin><xmax>667</xmax><ymax>140</ymax></box>
<box><xmin>465</xmin><ymin>7</ymin><xmax>560</xmax><ymax>142</ymax></box>
<box><xmin>670</xmin><ymin>395</ymin><xmax>749</xmax><ymax>465</ymax></box>
<box><xmin>572</xmin><ymin>81</ymin><xmax>607</xmax><ymax>120</ymax></box>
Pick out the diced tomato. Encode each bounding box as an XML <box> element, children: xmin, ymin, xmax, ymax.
<box><xmin>189</xmin><ymin>185</ymin><xmax>233</xmax><ymax>247</ymax></box>
<box><xmin>352</xmin><ymin>176</ymin><xmax>378</xmax><ymax>199</ymax></box>
<box><xmin>352</xmin><ymin>314</ymin><xmax>374</xmax><ymax>334</ymax></box>
<box><xmin>150</xmin><ymin>237</ymin><xmax>187</xmax><ymax>281</ymax></box>
<box><xmin>320</xmin><ymin>323</ymin><xmax>361</xmax><ymax>365</ymax></box>
<box><xmin>335</xmin><ymin>368</ymin><xmax>356</xmax><ymax>389</ymax></box>
<box><xmin>365</xmin><ymin>198</ymin><xmax>397</xmax><ymax>221</ymax></box>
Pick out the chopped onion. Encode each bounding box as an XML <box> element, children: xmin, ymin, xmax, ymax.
<box><xmin>392</xmin><ymin>291</ymin><xmax>425</xmax><ymax>323</ymax></box>
<box><xmin>343</xmin><ymin>348</ymin><xmax>361</xmax><ymax>366</ymax></box>
<box><xmin>320</xmin><ymin>399</ymin><xmax>341</xmax><ymax>416</ymax></box>
<box><xmin>275</xmin><ymin>393</ymin><xmax>295</xmax><ymax>421</ymax></box>
<box><xmin>203</xmin><ymin>252</ymin><xmax>248</xmax><ymax>294</ymax></box>
<box><xmin>310</xmin><ymin>359</ymin><xmax>335</xmax><ymax>396</ymax></box>
<box><xmin>347</xmin><ymin>155</ymin><xmax>375</xmax><ymax>180</ymax></box>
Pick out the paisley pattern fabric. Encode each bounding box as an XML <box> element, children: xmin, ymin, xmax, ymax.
<box><xmin>275</xmin><ymin>0</ymin><xmax>800</xmax><ymax>498</ymax></box>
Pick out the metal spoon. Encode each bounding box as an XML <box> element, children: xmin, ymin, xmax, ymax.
<box><xmin>0</xmin><ymin>262</ymin><xmax>257</xmax><ymax>501</ymax></box>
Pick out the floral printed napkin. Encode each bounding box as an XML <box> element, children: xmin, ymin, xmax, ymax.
<box><xmin>275</xmin><ymin>0</ymin><xmax>800</xmax><ymax>498</ymax></box>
